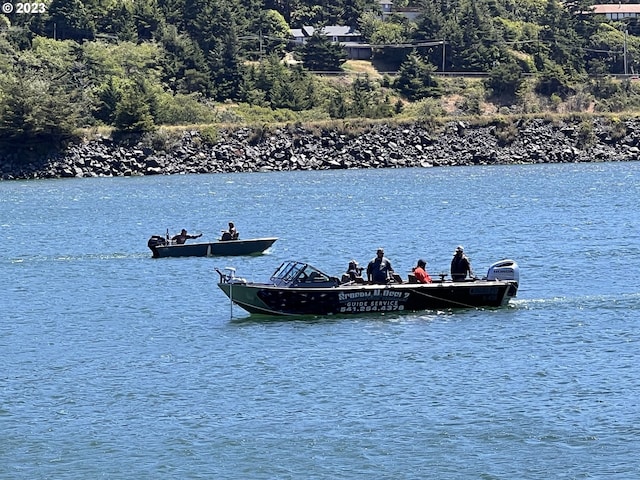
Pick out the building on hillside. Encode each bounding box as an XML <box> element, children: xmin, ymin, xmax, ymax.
<box><xmin>289</xmin><ymin>25</ymin><xmax>362</xmax><ymax>45</ymax></box>
<box><xmin>377</xmin><ymin>0</ymin><xmax>421</xmax><ymax>21</ymax></box>
<box><xmin>378</xmin><ymin>0</ymin><xmax>393</xmax><ymax>19</ymax></box>
<box><xmin>289</xmin><ymin>25</ymin><xmax>372</xmax><ymax>59</ymax></box>
<box><xmin>591</xmin><ymin>4</ymin><xmax>640</xmax><ymax>20</ymax></box>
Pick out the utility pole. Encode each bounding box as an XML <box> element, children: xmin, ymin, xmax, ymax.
<box><xmin>624</xmin><ymin>28</ymin><xmax>628</xmax><ymax>75</ymax></box>
<box><xmin>442</xmin><ymin>39</ymin><xmax>446</xmax><ymax>72</ymax></box>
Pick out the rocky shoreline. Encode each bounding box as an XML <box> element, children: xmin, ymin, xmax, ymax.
<box><xmin>1</xmin><ymin>117</ymin><xmax>639</xmax><ymax>180</ymax></box>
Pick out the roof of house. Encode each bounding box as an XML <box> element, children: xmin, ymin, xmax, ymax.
<box><xmin>290</xmin><ymin>25</ymin><xmax>361</xmax><ymax>38</ymax></box>
<box><xmin>591</xmin><ymin>4</ymin><xmax>640</xmax><ymax>15</ymax></box>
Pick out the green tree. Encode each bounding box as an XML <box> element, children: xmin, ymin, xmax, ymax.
<box><xmin>300</xmin><ymin>32</ymin><xmax>347</xmax><ymax>71</ymax></box>
<box><xmin>456</xmin><ymin>0</ymin><xmax>504</xmax><ymax>71</ymax></box>
<box><xmin>159</xmin><ymin>24</ymin><xmax>211</xmax><ymax>94</ymax></box>
<box><xmin>394</xmin><ymin>52</ymin><xmax>440</xmax><ymax>101</ymax></box>
<box><xmin>537</xmin><ymin>0</ymin><xmax>585</xmax><ymax>75</ymax></box>
<box><xmin>328</xmin><ymin>90</ymin><xmax>349</xmax><ymax>118</ymax></box>
<box><xmin>270</xmin><ymin>77</ymin><xmax>312</xmax><ymax>110</ymax></box>
<box><xmin>46</xmin><ymin>0</ymin><xmax>96</xmax><ymax>41</ymax></box>
<box><xmin>485</xmin><ymin>61</ymin><xmax>524</xmax><ymax>97</ymax></box>
<box><xmin>101</xmin><ymin>1</ymin><xmax>138</xmax><ymax>42</ymax></box>
<box><xmin>93</xmin><ymin>76</ymin><xmax>122</xmax><ymax>124</ymax></box>
<box><xmin>209</xmin><ymin>8</ymin><xmax>244</xmax><ymax>101</ymax></box>
<box><xmin>256</xmin><ymin>10</ymin><xmax>290</xmax><ymax>56</ymax></box>
<box><xmin>132</xmin><ymin>0</ymin><xmax>165</xmax><ymax>41</ymax></box>
<box><xmin>535</xmin><ymin>59</ymin><xmax>574</xmax><ymax>98</ymax></box>
<box><xmin>113</xmin><ymin>79</ymin><xmax>155</xmax><ymax>133</ymax></box>
<box><xmin>0</xmin><ymin>64</ymin><xmax>80</xmax><ymax>147</ymax></box>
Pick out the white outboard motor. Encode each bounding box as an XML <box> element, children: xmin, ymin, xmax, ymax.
<box><xmin>486</xmin><ymin>259</ymin><xmax>519</xmax><ymax>286</ymax></box>
<box><xmin>216</xmin><ymin>267</ymin><xmax>247</xmax><ymax>284</ymax></box>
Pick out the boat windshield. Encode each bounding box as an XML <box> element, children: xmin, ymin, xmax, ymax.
<box><xmin>270</xmin><ymin>261</ymin><xmax>333</xmax><ymax>286</ymax></box>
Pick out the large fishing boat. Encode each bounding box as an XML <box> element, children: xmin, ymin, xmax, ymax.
<box><xmin>216</xmin><ymin>259</ymin><xmax>519</xmax><ymax>316</ymax></box>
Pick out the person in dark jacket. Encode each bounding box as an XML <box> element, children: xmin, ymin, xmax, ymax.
<box><xmin>367</xmin><ymin>248</ymin><xmax>393</xmax><ymax>284</ymax></box>
<box><xmin>450</xmin><ymin>245</ymin><xmax>474</xmax><ymax>281</ymax></box>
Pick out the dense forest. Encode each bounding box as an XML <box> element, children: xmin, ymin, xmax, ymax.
<box><xmin>2</xmin><ymin>0</ymin><xmax>640</xmax><ymax>149</ymax></box>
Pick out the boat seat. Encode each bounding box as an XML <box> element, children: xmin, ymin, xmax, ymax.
<box><xmin>407</xmin><ymin>273</ymin><xmax>418</xmax><ymax>284</ymax></box>
<box><xmin>391</xmin><ymin>273</ymin><xmax>403</xmax><ymax>284</ymax></box>
<box><xmin>341</xmin><ymin>274</ymin><xmax>365</xmax><ymax>284</ymax></box>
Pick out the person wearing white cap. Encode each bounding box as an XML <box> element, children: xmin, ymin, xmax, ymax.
<box><xmin>451</xmin><ymin>245</ymin><xmax>473</xmax><ymax>281</ymax></box>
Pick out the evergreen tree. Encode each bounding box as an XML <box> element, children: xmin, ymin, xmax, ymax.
<box><xmin>0</xmin><ymin>62</ymin><xmax>80</xmax><ymax>147</ymax></box>
<box><xmin>158</xmin><ymin>0</ymin><xmax>187</xmax><ymax>29</ymax></box>
<box><xmin>328</xmin><ymin>91</ymin><xmax>349</xmax><ymax>118</ymax></box>
<box><xmin>209</xmin><ymin>8</ymin><xmax>244</xmax><ymax>101</ymax></box>
<box><xmin>94</xmin><ymin>76</ymin><xmax>122</xmax><ymax>124</ymax></box>
<box><xmin>133</xmin><ymin>0</ymin><xmax>165</xmax><ymax>41</ymax></box>
<box><xmin>485</xmin><ymin>60</ymin><xmax>524</xmax><ymax>97</ymax></box>
<box><xmin>300</xmin><ymin>32</ymin><xmax>347</xmax><ymax>71</ymax></box>
<box><xmin>535</xmin><ymin>59</ymin><xmax>574</xmax><ymax>97</ymax></box>
<box><xmin>538</xmin><ymin>0</ymin><xmax>586</xmax><ymax>75</ymax></box>
<box><xmin>46</xmin><ymin>0</ymin><xmax>96</xmax><ymax>41</ymax></box>
<box><xmin>101</xmin><ymin>1</ymin><xmax>138</xmax><ymax>42</ymax></box>
<box><xmin>351</xmin><ymin>75</ymin><xmax>377</xmax><ymax>116</ymax></box>
<box><xmin>456</xmin><ymin>0</ymin><xmax>504</xmax><ymax>71</ymax></box>
<box><xmin>394</xmin><ymin>52</ymin><xmax>440</xmax><ymax>101</ymax></box>
<box><xmin>342</xmin><ymin>0</ymin><xmax>377</xmax><ymax>27</ymax></box>
<box><xmin>114</xmin><ymin>79</ymin><xmax>155</xmax><ymax>132</ymax></box>
<box><xmin>159</xmin><ymin>24</ymin><xmax>211</xmax><ymax>94</ymax></box>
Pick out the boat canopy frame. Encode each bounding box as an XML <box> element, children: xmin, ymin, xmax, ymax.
<box><xmin>270</xmin><ymin>261</ymin><xmax>337</xmax><ymax>287</ymax></box>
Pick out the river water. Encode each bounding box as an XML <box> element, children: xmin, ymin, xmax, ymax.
<box><xmin>1</xmin><ymin>162</ymin><xmax>639</xmax><ymax>479</ymax></box>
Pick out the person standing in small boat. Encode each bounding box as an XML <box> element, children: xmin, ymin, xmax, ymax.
<box><xmin>221</xmin><ymin>222</ymin><xmax>239</xmax><ymax>241</ymax></box>
<box><xmin>412</xmin><ymin>259</ymin><xmax>433</xmax><ymax>283</ymax></box>
<box><xmin>172</xmin><ymin>229</ymin><xmax>202</xmax><ymax>245</ymax></box>
<box><xmin>367</xmin><ymin>248</ymin><xmax>394</xmax><ymax>284</ymax></box>
<box><xmin>450</xmin><ymin>245</ymin><xmax>474</xmax><ymax>281</ymax></box>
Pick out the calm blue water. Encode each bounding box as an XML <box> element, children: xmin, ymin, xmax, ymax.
<box><xmin>1</xmin><ymin>162</ymin><xmax>639</xmax><ymax>479</ymax></box>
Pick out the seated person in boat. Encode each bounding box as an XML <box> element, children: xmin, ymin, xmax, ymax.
<box><xmin>450</xmin><ymin>245</ymin><xmax>474</xmax><ymax>281</ymax></box>
<box><xmin>221</xmin><ymin>222</ymin><xmax>239</xmax><ymax>241</ymax></box>
<box><xmin>342</xmin><ymin>260</ymin><xmax>364</xmax><ymax>283</ymax></box>
<box><xmin>367</xmin><ymin>248</ymin><xmax>394</xmax><ymax>284</ymax></box>
<box><xmin>172</xmin><ymin>229</ymin><xmax>202</xmax><ymax>245</ymax></box>
<box><xmin>412</xmin><ymin>259</ymin><xmax>433</xmax><ymax>283</ymax></box>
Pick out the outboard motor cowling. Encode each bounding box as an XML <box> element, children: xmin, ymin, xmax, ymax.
<box><xmin>148</xmin><ymin>235</ymin><xmax>169</xmax><ymax>258</ymax></box>
<box><xmin>486</xmin><ymin>259</ymin><xmax>519</xmax><ymax>286</ymax></box>
<box><xmin>148</xmin><ymin>235</ymin><xmax>168</xmax><ymax>249</ymax></box>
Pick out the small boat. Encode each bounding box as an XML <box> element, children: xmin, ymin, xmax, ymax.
<box><xmin>215</xmin><ymin>259</ymin><xmax>519</xmax><ymax>317</ymax></box>
<box><xmin>148</xmin><ymin>235</ymin><xmax>277</xmax><ymax>258</ymax></box>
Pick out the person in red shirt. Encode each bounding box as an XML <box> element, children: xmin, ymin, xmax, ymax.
<box><xmin>412</xmin><ymin>259</ymin><xmax>432</xmax><ymax>283</ymax></box>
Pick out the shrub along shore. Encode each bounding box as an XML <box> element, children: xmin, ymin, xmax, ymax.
<box><xmin>1</xmin><ymin>116</ymin><xmax>639</xmax><ymax>180</ymax></box>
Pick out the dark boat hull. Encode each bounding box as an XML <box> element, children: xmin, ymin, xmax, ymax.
<box><xmin>218</xmin><ymin>280</ymin><xmax>518</xmax><ymax>316</ymax></box>
<box><xmin>149</xmin><ymin>237</ymin><xmax>277</xmax><ymax>258</ymax></box>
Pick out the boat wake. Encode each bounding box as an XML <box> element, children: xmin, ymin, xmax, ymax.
<box><xmin>6</xmin><ymin>251</ymin><xmax>149</xmax><ymax>264</ymax></box>
<box><xmin>512</xmin><ymin>292</ymin><xmax>640</xmax><ymax>310</ymax></box>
